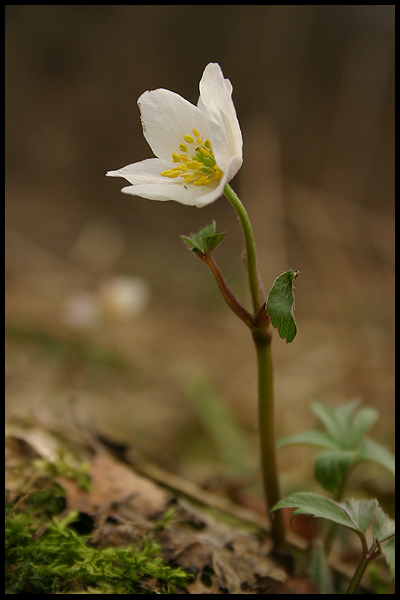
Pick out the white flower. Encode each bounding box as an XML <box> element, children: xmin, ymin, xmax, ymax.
<box><xmin>107</xmin><ymin>63</ymin><xmax>242</xmax><ymax>208</ymax></box>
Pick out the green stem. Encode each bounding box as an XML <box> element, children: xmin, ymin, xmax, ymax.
<box><xmin>346</xmin><ymin>553</ymin><xmax>371</xmax><ymax>594</ymax></box>
<box><xmin>223</xmin><ymin>183</ymin><xmax>285</xmax><ymax>549</ymax></box>
<box><xmin>253</xmin><ymin>330</ymin><xmax>286</xmax><ymax>549</ymax></box>
<box><xmin>324</xmin><ymin>477</ymin><xmax>347</xmax><ymax>555</ymax></box>
<box><xmin>224</xmin><ymin>184</ymin><xmax>263</xmax><ymax>314</ymax></box>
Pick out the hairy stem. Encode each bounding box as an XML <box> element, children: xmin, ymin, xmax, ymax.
<box><xmin>223</xmin><ymin>184</ymin><xmax>263</xmax><ymax>314</ymax></box>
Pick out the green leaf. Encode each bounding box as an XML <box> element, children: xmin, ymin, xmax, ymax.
<box><xmin>373</xmin><ymin>508</ymin><xmax>396</xmax><ymax>581</ymax></box>
<box><xmin>272</xmin><ymin>493</ymin><xmax>383</xmax><ymax>540</ymax></box>
<box><xmin>311</xmin><ymin>399</ymin><xmax>378</xmax><ymax>450</ymax></box>
<box><xmin>271</xmin><ymin>492</ymin><xmax>355</xmax><ymax>530</ymax></box>
<box><xmin>380</xmin><ymin>537</ymin><xmax>395</xmax><ymax>581</ymax></box>
<box><xmin>314</xmin><ymin>450</ymin><xmax>356</xmax><ymax>493</ymax></box>
<box><xmin>339</xmin><ymin>498</ymin><xmax>378</xmax><ymax>534</ymax></box>
<box><xmin>355</xmin><ymin>438</ymin><xmax>395</xmax><ymax>477</ymax></box>
<box><xmin>311</xmin><ymin>401</ymin><xmax>353</xmax><ymax>445</ymax></box>
<box><xmin>350</xmin><ymin>406</ymin><xmax>379</xmax><ymax>447</ymax></box>
<box><xmin>182</xmin><ymin>221</ymin><xmax>225</xmax><ymax>256</ymax></box>
<box><xmin>373</xmin><ymin>507</ymin><xmax>395</xmax><ymax>544</ymax></box>
<box><xmin>266</xmin><ymin>270</ymin><xmax>298</xmax><ymax>343</ymax></box>
<box><xmin>277</xmin><ymin>430</ymin><xmax>337</xmax><ymax>451</ymax></box>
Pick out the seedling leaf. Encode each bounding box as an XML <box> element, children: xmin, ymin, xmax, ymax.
<box><xmin>277</xmin><ymin>430</ymin><xmax>337</xmax><ymax>451</ymax></box>
<box><xmin>271</xmin><ymin>492</ymin><xmax>355</xmax><ymax>530</ymax></box>
<box><xmin>339</xmin><ymin>498</ymin><xmax>378</xmax><ymax>534</ymax></box>
<box><xmin>314</xmin><ymin>450</ymin><xmax>356</xmax><ymax>493</ymax></box>
<box><xmin>350</xmin><ymin>406</ymin><xmax>379</xmax><ymax>447</ymax></box>
<box><xmin>380</xmin><ymin>537</ymin><xmax>395</xmax><ymax>581</ymax></box>
<box><xmin>311</xmin><ymin>399</ymin><xmax>379</xmax><ymax>450</ymax></box>
<box><xmin>266</xmin><ymin>270</ymin><xmax>298</xmax><ymax>343</ymax></box>
<box><xmin>373</xmin><ymin>507</ymin><xmax>395</xmax><ymax>544</ymax></box>
<box><xmin>355</xmin><ymin>438</ymin><xmax>395</xmax><ymax>477</ymax></box>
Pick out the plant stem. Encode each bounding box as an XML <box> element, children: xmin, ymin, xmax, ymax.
<box><xmin>324</xmin><ymin>478</ymin><xmax>346</xmax><ymax>555</ymax></box>
<box><xmin>223</xmin><ymin>184</ymin><xmax>263</xmax><ymax>314</ymax></box>
<box><xmin>224</xmin><ymin>183</ymin><xmax>285</xmax><ymax>549</ymax></box>
<box><xmin>346</xmin><ymin>553</ymin><xmax>371</xmax><ymax>594</ymax></box>
<box><xmin>253</xmin><ymin>328</ymin><xmax>286</xmax><ymax>549</ymax></box>
<box><xmin>202</xmin><ymin>254</ymin><xmax>254</xmax><ymax>328</ymax></box>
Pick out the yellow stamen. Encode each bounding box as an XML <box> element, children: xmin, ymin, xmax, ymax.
<box><xmin>187</xmin><ymin>160</ymin><xmax>203</xmax><ymax>170</ymax></box>
<box><xmin>161</xmin><ymin>130</ymin><xmax>224</xmax><ymax>187</ymax></box>
<box><xmin>160</xmin><ymin>169</ymin><xmax>180</xmax><ymax>178</ymax></box>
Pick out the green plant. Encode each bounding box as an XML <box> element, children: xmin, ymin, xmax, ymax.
<box><xmin>107</xmin><ymin>63</ymin><xmax>300</xmax><ymax>550</ymax></box>
<box><xmin>277</xmin><ymin>399</ymin><xmax>395</xmax><ymax>499</ymax></box>
<box><xmin>271</xmin><ymin>493</ymin><xmax>395</xmax><ymax>594</ymax></box>
<box><xmin>107</xmin><ymin>62</ymin><xmax>395</xmax><ymax>587</ymax></box>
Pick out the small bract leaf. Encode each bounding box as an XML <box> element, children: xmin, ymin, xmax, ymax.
<box><xmin>182</xmin><ymin>222</ymin><xmax>225</xmax><ymax>256</ymax></box>
<box><xmin>203</xmin><ymin>232</ymin><xmax>226</xmax><ymax>254</ymax></box>
<box><xmin>271</xmin><ymin>492</ymin><xmax>355</xmax><ymax>530</ymax></box>
<box><xmin>266</xmin><ymin>270</ymin><xmax>298</xmax><ymax>343</ymax></box>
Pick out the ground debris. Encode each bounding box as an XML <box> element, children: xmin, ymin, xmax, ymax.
<box><xmin>6</xmin><ymin>420</ymin><xmax>322</xmax><ymax>594</ymax></box>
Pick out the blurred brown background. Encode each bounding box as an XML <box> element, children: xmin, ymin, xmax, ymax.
<box><xmin>5</xmin><ymin>6</ymin><xmax>395</xmax><ymax>495</ymax></box>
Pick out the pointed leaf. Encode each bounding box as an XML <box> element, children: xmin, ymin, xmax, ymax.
<box><xmin>198</xmin><ymin>222</ymin><xmax>217</xmax><ymax>238</ymax></box>
<box><xmin>380</xmin><ymin>537</ymin><xmax>395</xmax><ymax>581</ymax></box>
<box><xmin>202</xmin><ymin>232</ymin><xmax>226</xmax><ymax>254</ymax></box>
<box><xmin>333</xmin><ymin>398</ymin><xmax>361</xmax><ymax>429</ymax></box>
<box><xmin>271</xmin><ymin>492</ymin><xmax>355</xmax><ymax>530</ymax></box>
<box><xmin>311</xmin><ymin>402</ymin><xmax>343</xmax><ymax>443</ymax></box>
<box><xmin>339</xmin><ymin>498</ymin><xmax>378</xmax><ymax>534</ymax></box>
<box><xmin>354</xmin><ymin>438</ymin><xmax>395</xmax><ymax>477</ymax></box>
<box><xmin>277</xmin><ymin>430</ymin><xmax>337</xmax><ymax>450</ymax></box>
<box><xmin>314</xmin><ymin>450</ymin><xmax>356</xmax><ymax>493</ymax></box>
<box><xmin>181</xmin><ymin>235</ymin><xmax>202</xmax><ymax>253</ymax></box>
<box><xmin>182</xmin><ymin>222</ymin><xmax>225</xmax><ymax>256</ymax></box>
<box><xmin>266</xmin><ymin>270</ymin><xmax>298</xmax><ymax>343</ymax></box>
<box><xmin>350</xmin><ymin>406</ymin><xmax>379</xmax><ymax>447</ymax></box>
<box><xmin>373</xmin><ymin>507</ymin><xmax>395</xmax><ymax>543</ymax></box>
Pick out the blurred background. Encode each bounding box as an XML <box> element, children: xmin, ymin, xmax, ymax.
<box><xmin>5</xmin><ymin>6</ymin><xmax>395</xmax><ymax>501</ymax></box>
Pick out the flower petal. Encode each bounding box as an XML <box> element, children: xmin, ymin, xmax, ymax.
<box><xmin>138</xmin><ymin>89</ymin><xmax>210</xmax><ymax>162</ymax></box>
<box><xmin>198</xmin><ymin>63</ymin><xmax>243</xmax><ymax>173</ymax></box>
<box><xmin>107</xmin><ymin>157</ymin><xmax>172</xmax><ymax>184</ymax></box>
<box><xmin>107</xmin><ymin>157</ymin><xmax>229</xmax><ymax>208</ymax></box>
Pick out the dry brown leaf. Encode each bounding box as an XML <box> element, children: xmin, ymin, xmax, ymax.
<box><xmin>57</xmin><ymin>452</ymin><xmax>168</xmax><ymax>518</ymax></box>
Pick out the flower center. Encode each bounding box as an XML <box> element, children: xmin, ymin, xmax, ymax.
<box><xmin>160</xmin><ymin>129</ymin><xmax>224</xmax><ymax>186</ymax></box>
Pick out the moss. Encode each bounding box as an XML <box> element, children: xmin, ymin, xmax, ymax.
<box><xmin>5</xmin><ymin>492</ymin><xmax>192</xmax><ymax>594</ymax></box>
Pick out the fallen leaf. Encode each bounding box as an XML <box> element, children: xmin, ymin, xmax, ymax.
<box><xmin>57</xmin><ymin>452</ymin><xmax>168</xmax><ymax>518</ymax></box>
